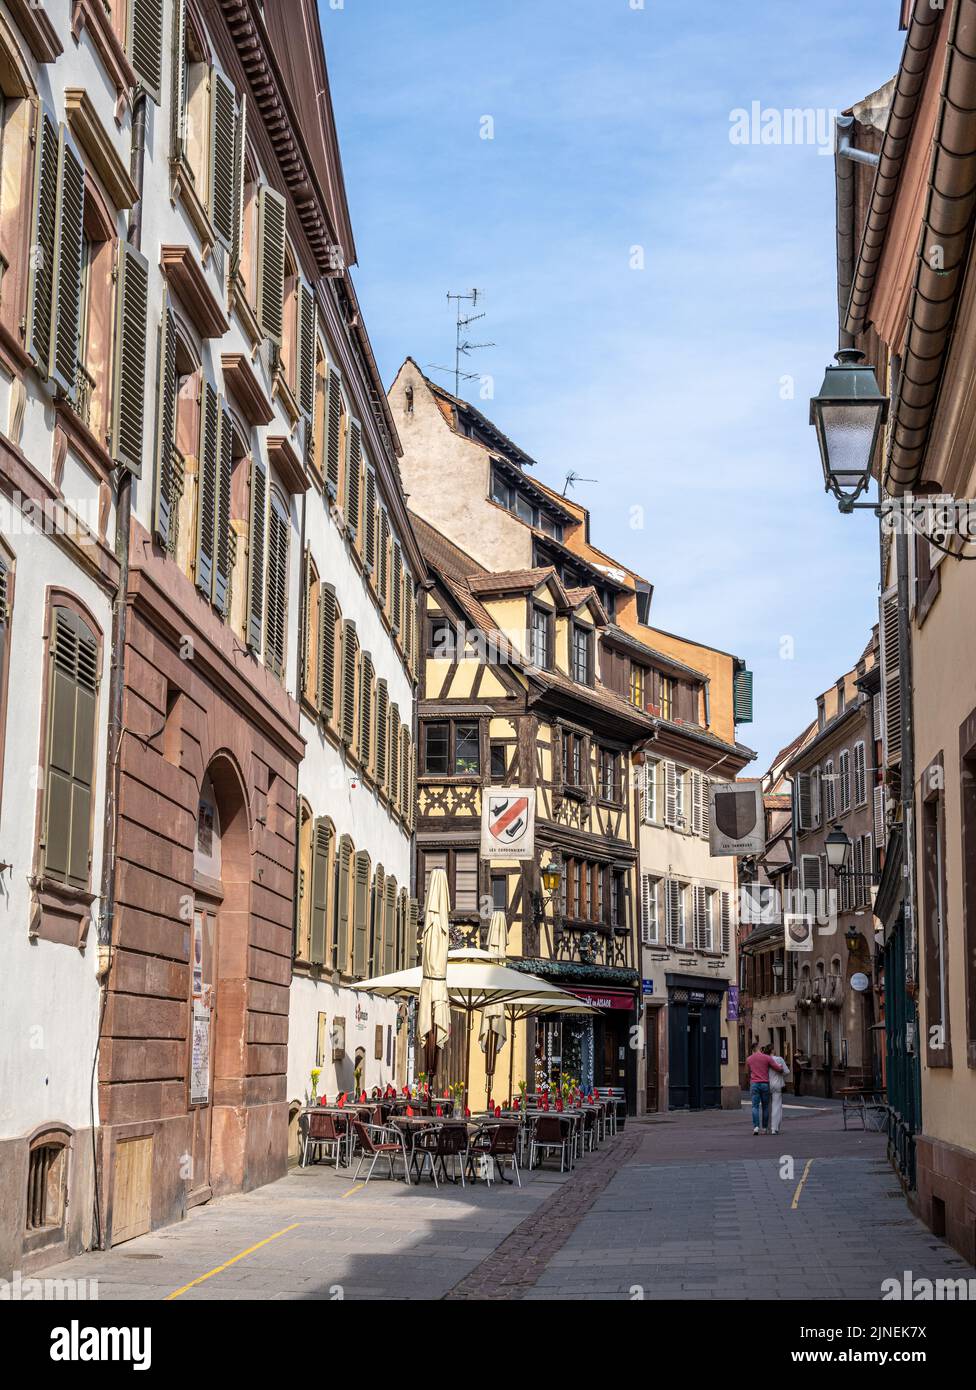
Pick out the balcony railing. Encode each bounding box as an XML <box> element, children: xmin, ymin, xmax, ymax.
<box><xmin>826</xmin><ymin>973</ymin><xmax>845</xmax><ymax>1009</ymax></box>
<box><xmin>797</xmin><ymin>979</ymin><xmax>813</xmax><ymax>1008</ymax></box>
<box><xmin>69</xmin><ymin>360</ymin><xmax>97</xmax><ymax>428</ymax></box>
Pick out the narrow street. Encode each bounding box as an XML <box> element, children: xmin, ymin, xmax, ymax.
<box><xmin>42</xmin><ymin>1101</ymin><xmax>974</xmax><ymax>1302</ymax></box>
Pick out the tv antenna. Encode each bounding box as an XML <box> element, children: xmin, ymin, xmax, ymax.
<box><xmin>563</xmin><ymin>470</ymin><xmax>598</xmax><ymax>496</ymax></box>
<box><xmin>428</xmin><ymin>290</ymin><xmax>495</xmax><ymax>398</ymax></box>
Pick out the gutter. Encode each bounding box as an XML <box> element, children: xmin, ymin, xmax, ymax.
<box><xmin>835</xmin><ymin>116</ymin><xmax>880</xmax><ymax>349</ymax></box>
<box><xmin>845</xmin><ymin>0</ymin><xmax>943</xmax><ymax>339</ymax></box>
<box><xmin>884</xmin><ymin>0</ymin><xmax>976</xmax><ymax>493</ymax></box>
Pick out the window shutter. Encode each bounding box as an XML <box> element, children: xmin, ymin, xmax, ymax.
<box><xmin>127</xmin><ymin>0</ymin><xmax>165</xmax><ymax>103</ymax></box>
<box><xmin>408</xmin><ymin>740</ymin><xmax>417</xmax><ymax>831</ymax></box>
<box><xmin>378</xmin><ymin>510</ymin><xmax>390</xmax><ymax>606</ymax></box>
<box><xmin>111</xmin><ymin>239</ymin><xmax>150</xmax><ymax>477</ymax></box>
<box><xmin>400</xmin><ymin>724</ymin><xmax>410</xmax><ymax>818</ymax></box>
<box><xmin>403</xmin><ymin>576</ymin><xmax>414</xmax><ymax>671</ymax></box>
<box><xmin>209</xmin><ymin>69</ymin><xmax>238</xmax><ymax>248</ymax></box>
<box><xmin>364</xmin><ymin>469</ymin><xmax>377</xmax><ymax>574</ymax></box>
<box><xmin>720</xmin><ymin>891</ymin><xmax>732</xmax><ymax>955</ymax></box>
<box><xmin>345</xmin><ymin>420</ymin><xmax>362</xmax><ymax>540</ymax></box>
<box><xmin>49</xmin><ymin>126</ymin><xmax>85</xmax><ymax>398</ymax></box>
<box><xmin>665</xmin><ymin>878</ymin><xmax>682</xmax><ymax>946</ymax></box>
<box><xmin>874</xmin><ymin>783</ymin><xmax>885</xmax><ymax>846</ymax></box>
<box><xmin>359</xmin><ymin>651</ymin><xmax>374</xmax><ymax>770</ymax></box>
<box><xmin>265</xmin><ymin>494</ymin><xmax>289</xmax><ymax>679</ymax></box>
<box><xmin>153</xmin><ymin>298</ymin><xmax>177</xmax><ymax>548</ymax></box>
<box><xmin>246</xmin><ymin>454</ymin><xmax>267</xmax><ymax>653</ymax></box>
<box><xmin>230</xmin><ymin>93</ymin><xmax>246</xmax><ymax>274</ymax></box>
<box><xmin>879</xmin><ymin>587</ymin><xmax>902</xmax><ymax>764</ymax></box>
<box><xmin>324</xmin><ymin>367</ymin><xmax>342</xmax><ymax>497</ymax></box>
<box><xmin>407</xmin><ymin>899</ymin><xmax>420</xmax><ymax>968</ymax></box>
<box><xmin>872</xmin><ymin>692</ymin><xmax>882</xmax><ymax>743</ymax></box>
<box><xmin>854</xmin><ymin>741</ymin><xmax>866</xmax><ymax>806</ymax></box>
<box><xmin>0</xmin><ymin>557</ymin><xmax>8</xmax><ymax>624</ymax></box>
<box><xmin>694</xmin><ymin>885</ymin><xmax>708</xmax><ymax>951</ymax></box>
<box><xmin>384</xmin><ymin>879</ymin><xmax>397</xmax><ymax>975</ymax></box>
<box><xmin>309</xmin><ymin>817</ymin><xmax>332</xmax><ymax>966</ymax></box>
<box><xmin>391</xmin><ymin>541</ymin><xmax>403</xmax><ymax>633</ymax></box>
<box><xmin>256</xmin><ymin>184</ymin><xmax>286</xmax><ymax>345</ymax></box>
<box><xmin>640</xmin><ymin>875</ymin><xmax>657</xmax><ymax>945</ymax></box>
<box><xmin>298</xmin><ymin>282</ymin><xmax>317</xmax><ymax>418</ymax></box>
<box><xmin>389</xmin><ymin>707</ymin><xmax>400</xmax><ymax>806</ymax></box>
<box><xmin>213</xmin><ymin>402</ymin><xmax>233</xmax><ymax>617</ymax></box>
<box><xmin>195</xmin><ymin>381</ymin><xmax>219</xmax><ymax>597</ymax></box>
<box><xmin>26</xmin><ymin>108</ymin><xmax>59</xmax><ymax>375</ymax></box>
<box><xmin>370</xmin><ymin>866</ymin><xmax>385</xmax><ymax>976</ymax></box>
<box><xmin>43</xmin><ymin>608</ymin><xmax>98</xmax><ymax>890</ymax></box>
<box><xmin>664</xmin><ymin>761</ymin><xmax>677</xmax><ymax>827</ymax></box>
<box><xmin>691</xmin><ymin>771</ymin><xmax>704</xmax><ymax>835</ymax></box>
<box><xmin>353</xmin><ymin>851</ymin><xmax>370</xmax><ymax>978</ymax></box>
<box><xmin>317</xmin><ymin>583</ymin><xmax>337</xmax><ymax>720</ymax></box>
<box><xmin>823</xmin><ymin>759</ymin><xmax>835</xmax><ymax>820</ymax></box>
<box><xmin>375</xmin><ymin>679</ymin><xmax>389</xmax><ymax>788</ymax></box>
<box><xmin>171</xmin><ymin>0</ymin><xmax>187</xmax><ymax>156</ymax></box>
<box><xmin>336</xmin><ymin>836</ymin><xmax>352</xmax><ymax>972</ymax></box>
<box><xmin>340</xmin><ymin>620</ymin><xmax>358</xmax><ymax>746</ymax></box>
<box><xmin>839</xmin><ymin>749</ymin><xmax>851</xmax><ymax>811</ymax></box>
<box><xmin>797</xmin><ymin>772</ymin><xmax>812</xmax><ymax>830</ymax></box>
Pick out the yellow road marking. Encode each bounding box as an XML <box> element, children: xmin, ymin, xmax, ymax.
<box><xmin>165</xmin><ymin>1223</ymin><xmax>300</xmax><ymax>1300</ymax></box>
<box><xmin>791</xmin><ymin>1158</ymin><xmax>814</xmax><ymax>1210</ymax></box>
<box><xmin>342</xmin><ymin>1183</ymin><xmax>365</xmax><ymax>1198</ymax></box>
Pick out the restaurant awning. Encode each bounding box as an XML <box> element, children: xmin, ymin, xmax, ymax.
<box><xmin>563</xmin><ymin>986</ymin><xmax>635</xmax><ymax>1012</ymax></box>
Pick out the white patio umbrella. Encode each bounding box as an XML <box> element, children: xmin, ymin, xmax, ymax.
<box><xmin>479</xmin><ymin>911</ymin><xmax>509</xmax><ymax>1104</ymax></box>
<box><xmin>417</xmin><ymin>867</ymin><xmax>450</xmax><ymax>1086</ymax></box>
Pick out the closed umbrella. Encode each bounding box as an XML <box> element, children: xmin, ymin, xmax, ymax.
<box><xmin>480</xmin><ymin>912</ymin><xmax>509</xmax><ymax>1104</ymax></box>
<box><xmin>417</xmin><ymin>867</ymin><xmax>450</xmax><ymax>1091</ymax></box>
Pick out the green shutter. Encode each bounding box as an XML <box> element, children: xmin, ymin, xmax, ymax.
<box><xmin>111</xmin><ymin>240</ymin><xmax>150</xmax><ymax>477</ymax></box>
<box><xmin>213</xmin><ymin>402</ymin><xmax>233</xmax><ymax>616</ymax></box>
<box><xmin>127</xmin><ymin>0</ymin><xmax>165</xmax><ymax>103</ymax></box>
<box><xmin>375</xmin><ymin>678</ymin><xmax>388</xmax><ymax>789</ymax></box>
<box><xmin>246</xmin><ymin>455</ymin><xmax>267</xmax><ymax>652</ymax></box>
<box><xmin>345</xmin><ymin>419</ymin><xmax>361</xmax><ymax>540</ymax></box>
<box><xmin>733</xmin><ymin>667</ymin><xmax>754</xmax><ymax>724</ymax></box>
<box><xmin>363</xmin><ymin>468</ymin><xmax>376</xmax><ymax>574</ymax></box>
<box><xmin>25</xmin><ymin>108</ymin><xmax>59</xmax><ymax>376</ymax></box>
<box><xmin>265</xmin><ymin>492</ymin><xmax>289</xmax><ymax>678</ymax></box>
<box><xmin>384</xmin><ymin>879</ymin><xmax>396</xmax><ymax>975</ymax></box>
<box><xmin>317</xmin><ymin>582</ymin><xmax>337</xmax><ymax>719</ymax></box>
<box><xmin>209</xmin><ymin>69</ymin><xmax>237</xmax><ymax>248</ymax></box>
<box><xmin>153</xmin><ymin>297</ymin><xmax>177</xmax><ymax>547</ymax></box>
<box><xmin>340</xmin><ymin>620</ymin><xmax>357</xmax><ymax>746</ymax></box>
<box><xmin>359</xmin><ymin>651</ymin><xmax>374</xmax><ymax>769</ymax></box>
<box><xmin>298</xmin><ymin>282</ymin><xmax>317</xmax><ymax>418</ymax></box>
<box><xmin>49</xmin><ymin>126</ymin><xmax>85</xmax><ymax>398</ymax></box>
<box><xmin>370</xmin><ymin>866</ymin><xmax>385</xmax><ymax>976</ymax></box>
<box><xmin>256</xmin><ymin>184</ymin><xmax>286</xmax><ymax>345</ymax></box>
<box><xmin>407</xmin><ymin>899</ymin><xmax>420</xmax><ymax>968</ymax></box>
<box><xmin>324</xmin><ymin>367</ymin><xmax>342</xmax><ymax>497</ymax></box>
<box><xmin>171</xmin><ymin>0</ymin><xmax>187</xmax><ymax>157</ymax></box>
<box><xmin>195</xmin><ymin>381</ymin><xmax>218</xmax><ymax>596</ymax></box>
<box><xmin>353</xmin><ymin>852</ymin><xmax>370</xmax><ymax>978</ymax></box>
<box><xmin>309</xmin><ymin>818</ymin><xmax>331</xmax><ymax>966</ymax></box>
<box><xmin>336</xmin><ymin>836</ymin><xmax>352</xmax><ymax>972</ymax></box>
<box><xmin>388</xmin><ymin>706</ymin><xmax>400</xmax><ymax>807</ymax></box>
<box><xmin>43</xmin><ymin>608</ymin><xmax>98</xmax><ymax>890</ymax></box>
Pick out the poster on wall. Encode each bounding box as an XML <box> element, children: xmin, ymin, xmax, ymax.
<box><xmin>481</xmin><ymin>789</ymin><xmax>535</xmax><ymax>860</ymax></box>
<box><xmin>190</xmin><ymin>1000</ymin><xmax>210</xmax><ymax>1105</ymax></box>
<box><xmin>316</xmin><ymin>1012</ymin><xmax>328</xmax><ymax>1068</ymax></box>
<box><xmin>708</xmin><ymin>783</ymin><xmax>764</xmax><ymax>857</ymax></box>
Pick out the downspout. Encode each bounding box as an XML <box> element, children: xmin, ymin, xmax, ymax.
<box><xmin>91</xmin><ymin>88</ymin><xmax>148</xmax><ymax>1250</ymax></box>
<box><xmin>834</xmin><ymin>116</ymin><xmax>880</xmax><ymax>350</ymax></box>
<box><xmin>291</xmin><ymin>489</ymin><xmax>308</xmax><ymax>959</ymax></box>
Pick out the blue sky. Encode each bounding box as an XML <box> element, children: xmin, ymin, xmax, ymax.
<box><xmin>321</xmin><ymin>0</ymin><xmax>905</xmax><ymax>771</ymax></box>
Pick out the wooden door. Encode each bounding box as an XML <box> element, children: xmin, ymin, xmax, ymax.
<box><xmin>645</xmin><ymin>1011</ymin><xmax>659</xmax><ymax>1112</ymax></box>
<box><xmin>188</xmin><ymin>905</ymin><xmax>218</xmax><ymax>1206</ymax></box>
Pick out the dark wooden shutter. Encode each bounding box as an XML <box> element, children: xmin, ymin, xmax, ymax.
<box><xmin>336</xmin><ymin>836</ymin><xmax>352</xmax><ymax>972</ymax></box>
<box><xmin>340</xmin><ymin>620</ymin><xmax>358</xmax><ymax>746</ymax></box>
<box><xmin>324</xmin><ymin>367</ymin><xmax>342</xmax><ymax>496</ymax></box>
<box><xmin>378</xmin><ymin>510</ymin><xmax>390</xmax><ymax>606</ymax></box>
<box><xmin>112</xmin><ymin>240</ymin><xmax>150</xmax><ymax>477</ymax></box>
<box><xmin>345</xmin><ymin>420</ymin><xmax>361</xmax><ymax>540</ymax></box>
<box><xmin>256</xmin><ymin>184</ymin><xmax>286</xmax><ymax>345</ymax></box>
<box><xmin>317</xmin><ymin>583</ymin><xmax>337</xmax><ymax>720</ymax></box>
<box><xmin>879</xmin><ymin>588</ymin><xmax>902</xmax><ymax>763</ymax></box>
<box><xmin>153</xmin><ymin>297</ymin><xmax>177</xmax><ymax>547</ymax></box>
<box><xmin>299</xmin><ymin>545</ymin><xmax>312</xmax><ymax>697</ymax></box>
<box><xmin>391</xmin><ymin>540</ymin><xmax>403</xmax><ymax>634</ymax></box>
<box><xmin>213</xmin><ymin>402</ymin><xmax>233</xmax><ymax>616</ymax></box>
<box><xmin>246</xmin><ymin>455</ymin><xmax>267</xmax><ymax>652</ymax></box>
<box><xmin>363</xmin><ymin>468</ymin><xmax>376</xmax><ymax>574</ymax></box>
<box><xmin>309</xmin><ymin>818</ymin><xmax>331</xmax><ymax>966</ymax></box>
<box><xmin>26</xmin><ymin>108</ymin><xmax>59</xmax><ymax>375</ymax></box>
<box><xmin>209</xmin><ymin>69</ymin><xmax>238</xmax><ymax>248</ymax></box>
<box><xmin>384</xmin><ymin>878</ymin><xmax>396</xmax><ymax>975</ymax></box>
<box><xmin>298</xmin><ymin>282</ymin><xmax>317</xmax><ymax>418</ymax></box>
<box><xmin>171</xmin><ymin>0</ymin><xmax>187</xmax><ymax>157</ymax></box>
<box><xmin>265</xmin><ymin>492</ymin><xmax>289</xmax><ymax>678</ymax></box>
<box><xmin>400</xmin><ymin>724</ymin><xmax>410</xmax><ymax>819</ymax></box>
<box><xmin>407</xmin><ymin>899</ymin><xmax>420</xmax><ymax>968</ymax></box>
<box><xmin>230</xmin><ymin>93</ymin><xmax>247</xmax><ymax>274</ymax></box>
<box><xmin>195</xmin><ymin>381</ymin><xmax>219</xmax><ymax>597</ymax></box>
<box><xmin>43</xmin><ymin>608</ymin><xmax>98</xmax><ymax>889</ymax></box>
<box><xmin>353</xmin><ymin>852</ymin><xmax>370</xmax><ymax>978</ymax></box>
<box><xmin>50</xmin><ymin>126</ymin><xmax>85</xmax><ymax>397</ymax></box>
<box><xmin>375</xmin><ymin>679</ymin><xmax>388</xmax><ymax>788</ymax></box>
<box><xmin>388</xmin><ymin>706</ymin><xmax>400</xmax><ymax>807</ymax></box>
<box><xmin>359</xmin><ymin>652</ymin><xmax>374</xmax><ymax>769</ymax></box>
<box><xmin>127</xmin><ymin>0</ymin><xmax>165</xmax><ymax>103</ymax></box>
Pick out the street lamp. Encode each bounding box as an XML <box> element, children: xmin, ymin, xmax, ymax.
<box><xmin>824</xmin><ymin>822</ymin><xmax>852</xmax><ymax>874</ymax></box>
<box><xmin>809</xmin><ymin>349</ymin><xmax>889</xmax><ymax>512</ymax></box>
<box><xmin>533</xmin><ymin>852</ymin><xmax>564</xmax><ymax>928</ymax></box>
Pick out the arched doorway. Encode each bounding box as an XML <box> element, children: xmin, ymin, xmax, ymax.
<box><xmin>188</xmin><ymin>758</ymin><xmax>251</xmax><ymax>1204</ymax></box>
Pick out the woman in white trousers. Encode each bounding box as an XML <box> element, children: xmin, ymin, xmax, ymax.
<box><xmin>769</xmin><ymin>1053</ymin><xmax>791</xmax><ymax>1135</ymax></box>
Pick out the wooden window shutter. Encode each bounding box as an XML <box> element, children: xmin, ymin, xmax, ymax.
<box><xmin>375</xmin><ymin>679</ymin><xmax>389</xmax><ymax>787</ymax></box>
<box><xmin>388</xmin><ymin>707</ymin><xmax>400</xmax><ymax>807</ymax></box>
<box><xmin>309</xmin><ymin>818</ymin><xmax>332</xmax><ymax>966</ymax></box>
<box><xmin>384</xmin><ymin>879</ymin><xmax>397</xmax><ymax>975</ymax></box>
<box><xmin>407</xmin><ymin>899</ymin><xmax>420</xmax><ymax>968</ymax></box>
<box><xmin>664</xmin><ymin>761</ymin><xmax>677</xmax><ymax>827</ymax></box>
<box><xmin>256</xmin><ymin>184</ymin><xmax>286</xmax><ymax>345</ymax></box>
<box><xmin>403</xmin><ymin>576</ymin><xmax>414</xmax><ymax>670</ymax></box>
<box><xmin>391</xmin><ymin>540</ymin><xmax>403</xmax><ymax>634</ymax></box>
<box><xmin>378</xmin><ymin>510</ymin><xmax>390</xmax><ymax>605</ymax></box>
<box><xmin>231</xmin><ymin>93</ymin><xmax>247</xmax><ymax>274</ymax></box>
<box><xmin>26</xmin><ymin>108</ymin><xmax>59</xmax><ymax>375</ymax></box>
<box><xmin>693</xmin><ymin>885</ymin><xmax>708</xmax><ymax>951</ymax></box>
<box><xmin>665</xmin><ymin>879</ymin><xmax>680</xmax><ymax>946</ymax></box>
<box><xmin>246</xmin><ymin>454</ymin><xmax>267</xmax><ymax>652</ymax></box>
<box><xmin>43</xmin><ymin>608</ymin><xmax>98</xmax><ymax>889</ymax></box>
<box><xmin>195</xmin><ymin>381</ymin><xmax>219</xmax><ymax>596</ymax></box>
<box><xmin>336</xmin><ymin>836</ymin><xmax>352</xmax><ymax>972</ymax></box>
<box><xmin>49</xmin><ymin>125</ymin><xmax>85</xmax><ymax>398</ymax></box>
<box><xmin>854</xmin><ymin>741</ymin><xmax>866</xmax><ymax>805</ymax></box>
<box><xmin>879</xmin><ymin>587</ymin><xmax>902</xmax><ymax>764</ymax></box>
<box><xmin>110</xmin><ymin>239</ymin><xmax>151</xmax><ymax>477</ymax></box>
<box><xmin>400</xmin><ymin>724</ymin><xmax>410</xmax><ymax>818</ymax></box>
<box><xmin>213</xmin><ymin>402</ymin><xmax>234</xmax><ymax>617</ymax></box>
<box><xmin>153</xmin><ymin>297</ymin><xmax>178</xmax><ymax>548</ymax></box>
<box><xmin>324</xmin><ymin>367</ymin><xmax>342</xmax><ymax>497</ymax></box>
<box><xmin>209</xmin><ymin>69</ymin><xmax>238</xmax><ymax>247</ymax></box>
<box><xmin>640</xmin><ymin>875</ymin><xmax>656</xmax><ymax>945</ymax></box>
<box><xmin>345</xmin><ymin>420</ymin><xmax>362</xmax><ymax>541</ymax></box>
<box><xmin>363</xmin><ymin>468</ymin><xmax>377</xmax><ymax>573</ymax></box>
<box><xmin>317</xmin><ymin>582</ymin><xmax>337</xmax><ymax>719</ymax></box>
<box><xmin>127</xmin><ymin>0</ymin><xmax>165</xmax><ymax>103</ymax></box>
<box><xmin>353</xmin><ymin>851</ymin><xmax>370</xmax><ymax>978</ymax></box>
<box><xmin>720</xmin><ymin>891</ymin><xmax>732</xmax><ymax>955</ymax></box>
<box><xmin>409</xmin><ymin>739</ymin><xmax>417</xmax><ymax>831</ymax></box>
<box><xmin>298</xmin><ymin>282</ymin><xmax>317</xmax><ymax>418</ymax></box>
<box><xmin>340</xmin><ymin>620</ymin><xmax>358</xmax><ymax>746</ymax></box>
<box><xmin>299</xmin><ymin>545</ymin><xmax>312</xmax><ymax>697</ymax></box>
<box><xmin>370</xmin><ymin>865</ymin><xmax>385</xmax><ymax>975</ymax></box>
<box><xmin>0</xmin><ymin>557</ymin><xmax>8</xmax><ymax>624</ymax></box>
<box><xmin>359</xmin><ymin>651</ymin><xmax>374</xmax><ymax>770</ymax></box>
<box><xmin>171</xmin><ymin>0</ymin><xmax>187</xmax><ymax>156</ymax></box>
<box><xmin>265</xmin><ymin>493</ymin><xmax>289</xmax><ymax>678</ymax></box>
<box><xmin>874</xmin><ymin>782</ymin><xmax>885</xmax><ymax>845</ymax></box>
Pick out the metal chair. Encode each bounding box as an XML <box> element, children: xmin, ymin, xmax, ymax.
<box><xmin>302</xmin><ymin>1111</ymin><xmax>343</xmax><ymax>1169</ymax></box>
<box><xmin>468</xmin><ymin>1121</ymin><xmax>521</xmax><ymax>1187</ymax></box>
<box><xmin>530</xmin><ymin>1115</ymin><xmax>572</xmax><ymax>1172</ymax></box>
<box><xmin>413</xmin><ymin>1123</ymin><xmax>469</xmax><ymax>1188</ymax></box>
<box><xmin>351</xmin><ymin>1120</ymin><xmax>411</xmax><ymax>1185</ymax></box>
<box><xmin>576</xmin><ymin>1107</ymin><xmax>598</xmax><ymax>1157</ymax></box>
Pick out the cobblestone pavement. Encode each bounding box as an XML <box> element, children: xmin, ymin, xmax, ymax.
<box><xmin>39</xmin><ymin>1101</ymin><xmax>976</xmax><ymax>1301</ymax></box>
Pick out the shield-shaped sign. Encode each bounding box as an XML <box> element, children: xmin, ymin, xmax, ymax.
<box><xmin>715</xmin><ymin>789</ymin><xmax>759</xmax><ymax>840</ymax></box>
<box><xmin>481</xmin><ymin>788</ymin><xmax>535</xmax><ymax>860</ymax></box>
<box><xmin>708</xmin><ymin>782</ymin><xmax>764</xmax><ymax>857</ymax></box>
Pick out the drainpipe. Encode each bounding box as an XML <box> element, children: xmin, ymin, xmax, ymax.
<box><xmin>834</xmin><ymin>116</ymin><xmax>880</xmax><ymax>350</ymax></box>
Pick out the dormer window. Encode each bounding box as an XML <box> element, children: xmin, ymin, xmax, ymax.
<box><xmin>572</xmin><ymin>624</ymin><xmax>592</xmax><ymax>685</ymax></box>
<box><xmin>489</xmin><ymin>464</ymin><xmax>564</xmax><ymax>541</ymax></box>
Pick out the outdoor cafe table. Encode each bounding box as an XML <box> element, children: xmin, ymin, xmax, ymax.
<box><xmin>390</xmin><ymin>1114</ymin><xmax>504</xmax><ymax>1184</ymax></box>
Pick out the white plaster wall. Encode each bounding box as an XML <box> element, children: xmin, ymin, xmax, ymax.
<box><xmin>286</xmin><ymin>979</ymin><xmax>401</xmax><ymax>1104</ymax></box>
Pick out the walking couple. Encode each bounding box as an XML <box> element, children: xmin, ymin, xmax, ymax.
<box><xmin>746</xmin><ymin>1042</ymin><xmax>791</xmax><ymax>1135</ymax></box>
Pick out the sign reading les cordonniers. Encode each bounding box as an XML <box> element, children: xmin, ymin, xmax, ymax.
<box><xmin>481</xmin><ymin>788</ymin><xmax>535</xmax><ymax>860</ymax></box>
<box><xmin>708</xmin><ymin>782</ymin><xmax>765</xmax><ymax>856</ymax></box>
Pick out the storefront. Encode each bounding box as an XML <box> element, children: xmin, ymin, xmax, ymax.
<box><xmin>531</xmin><ymin>976</ymin><xmax>638</xmax><ymax>1112</ymax></box>
<box><xmin>666</xmin><ymin>973</ymin><xmax>730</xmax><ymax>1111</ymax></box>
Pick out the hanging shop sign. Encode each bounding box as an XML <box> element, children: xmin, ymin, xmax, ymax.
<box><xmin>850</xmin><ymin>972</ymin><xmax>871</xmax><ymax>993</ymax></box>
<box><xmin>784</xmin><ymin>914</ymin><xmax>814</xmax><ymax>952</ymax></box>
<box><xmin>708</xmin><ymin>783</ymin><xmax>765</xmax><ymax>856</ymax></box>
<box><xmin>481</xmin><ymin>788</ymin><xmax>535</xmax><ymax>860</ymax></box>
<box><xmin>727</xmin><ymin>985</ymin><xmax>739</xmax><ymax>1021</ymax></box>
